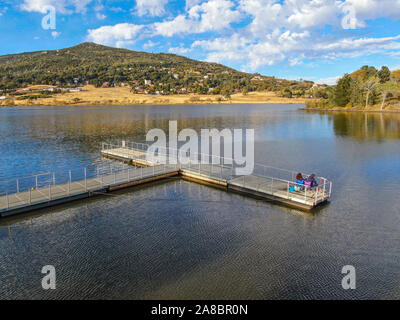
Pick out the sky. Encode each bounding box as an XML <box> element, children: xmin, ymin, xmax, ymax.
<box><xmin>1</xmin><ymin>0</ymin><xmax>400</xmax><ymax>84</ymax></box>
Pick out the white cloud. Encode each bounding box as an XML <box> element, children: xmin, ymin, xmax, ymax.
<box><xmin>153</xmin><ymin>0</ymin><xmax>241</xmax><ymax>36</ymax></box>
<box><xmin>143</xmin><ymin>40</ymin><xmax>159</xmax><ymax>50</ymax></box>
<box><xmin>344</xmin><ymin>0</ymin><xmax>400</xmax><ymax>26</ymax></box>
<box><xmin>84</xmin><ymin>0</ymin><xmax>400</xmax><ymax>70</ymax></box>
<box><xmin>184</xmin><ymin>0</ymin><xmax>400</xmax><ymax>69</ymax></box>
<box><xmin>316</xmin><ymin>76</ymin><xmax>340</xmax><ymax>85</ymax></box>
<box><xmin>109</xmin><ymin>7</ymin><xmax>125</xmax><ymax>13</ymax></box>
<box><xmin>192</xmin><ymin>33</ymin><xmax>250</xmax><ymax>62</ymax></box>
<box><xmin>96</xmin><ymin>12</ymin><xmax>106</xmax><ymax>20</ymax></box>
<box><xmin>87</xmin><ymin>23</ymin><xmax>144</xmax><ymax>47</ymax></box>
<box><xmin>238</xmin><ymin>0</ymin><xmax>341</xmax><ymax>36</ymax></box>
<box><xmin>20</xmin><ymin>0</ymin><xmax>92</xmax><ymax>14</ymax></box>
<box><xmin>286</xmin><ymin>0</ymin><xmax>340</xmax><ymax>29</ymax></box>
<box><xmin>185</xmin><ymin>0</ymin><xmax>202</xmax><ymax>10</ymax></box>
<box><xmin>51</xmin><ymin>31</ymin><xmax>61</xmax><ymax>38</ymax></box>
<box><xmin>136</xmin><ymin>0</ymin><xmax>169</xmax><ymax>17</ymax></box>
<box><xmin>194</xmin><ymin>31</ymin><xmax>400</xmax><ymax>70</ymax></box>
<box><xmin>21</xmin><ymin>0</ymin><xmax>57</xmax><ymax>13</ymax></box>
<box><xmin>169</xmin><ymin>45</ymin><xmax>192</xmax><ymax>54</ymax></box>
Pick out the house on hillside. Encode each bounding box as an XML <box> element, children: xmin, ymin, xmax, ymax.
<box><xmin>0</xmin><ymin>96</ymin><xmax>6</xmax><ymax>100</ymax></box>
<box><xmin>144</xmin><ymin>80</ymin><xmax>152</xmax><ymax>85</ymax></box>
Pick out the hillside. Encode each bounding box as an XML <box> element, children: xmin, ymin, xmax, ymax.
<box><xmin>0</xmin><ymin>42</ymin><xmax>313</xmax><ymax>97</ymax></box>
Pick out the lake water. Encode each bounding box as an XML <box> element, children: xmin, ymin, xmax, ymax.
<box><xmin>0</xmin><ymin>104</ymin><xmax>399</xmax><ymax>299</ymax></box>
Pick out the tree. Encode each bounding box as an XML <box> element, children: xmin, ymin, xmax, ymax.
<box><xmin>361</xmin><ymin>65</ymin><xmax>378</xmax><ymax>78</ymax></box>
<box><xmin>221</xmin><ymin>87</ymin><xmax>231</xmax><ymax>99</ymax></box>
<box><xmin>334</xmin><ymin>74</ymin><xmax>352</xmax><ymax>106</ymax></box>
<box><xmin>363</xmin><ymin>77</ymin><xmax>380</xmax><ymax>108</ymax></box>
<box><xmin>281</xmin><ymin>88</ymin><xmax>292</xmax><ymax>98</ymax></box>
<box><xmin>391</xmin><ymin>69</ymin><xmax>400</xmax><ymax>83</ymax></box>
<box><xmin>350</xmin><ymin>69</ymin><xmax>368</xmax><ymax>81</ymax></box>
<box><xmin>377</xmin><ymin>81</ymin><xmax>400</xmax><ymax>110</ymax></box>
<box><xmin>378</xmin><ymin>66</ymin><xmax>391</xmax><ymax>83</ymax></box>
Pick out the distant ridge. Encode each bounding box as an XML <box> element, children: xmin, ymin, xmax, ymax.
<box><xmin>0</xmin><ymin>42</ymin><xmax>313</xmax><ymax>95</ymax></box>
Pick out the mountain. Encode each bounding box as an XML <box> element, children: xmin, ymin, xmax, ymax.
<box><xmin>0</xmin><ymin>42</ymin><xmax>313</xmax><ymax>95</ymax></box>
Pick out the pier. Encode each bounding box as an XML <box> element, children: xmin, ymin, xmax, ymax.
<box><xmin>0</xmin><ymin>141</ymin><xmax>332</xmax><ymax>217</ymax></box>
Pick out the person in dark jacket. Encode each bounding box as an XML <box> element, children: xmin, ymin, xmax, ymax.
<box><xmin>306</xmin><ymin>174</ymin><xmax>317</xmax><ymax>187</ymax></box>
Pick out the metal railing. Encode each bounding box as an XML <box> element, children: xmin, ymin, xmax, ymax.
<box><xmin>0</xmin><ymin>161</ymin><xmax>180</xmax><ymax>213</ymax></box>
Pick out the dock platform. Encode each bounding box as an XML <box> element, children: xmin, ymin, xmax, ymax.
<box><xmin>0</xmin><ymin>142</ymin><xmax>332</xmax><ymax>217</ymax></box>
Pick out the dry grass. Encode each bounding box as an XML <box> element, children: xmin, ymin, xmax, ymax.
<box><xmin>3</xmin><ymin>85</ymin><xmax>309</xmax><ymax>107</ymax></box>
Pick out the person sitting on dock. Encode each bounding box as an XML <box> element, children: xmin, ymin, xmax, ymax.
<box><xmin>305</xmin><ymin>174</ymin><xmax>318</xmax><ymax>189</ymax></box>
<box><xmin>295</xmin><ymin>173</ymin><xmax>304</xmax><ymax>191</ymax></box>
<box><xmin>296</xmin><ymin>173</ymin><xmax>304</xmax><ymax>184</ymax></box>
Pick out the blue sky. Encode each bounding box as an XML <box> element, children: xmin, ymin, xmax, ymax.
<box><xmin>1</xmin><ymin>0</ymin><xmax>400</xmax><ymax>84</ymax></box>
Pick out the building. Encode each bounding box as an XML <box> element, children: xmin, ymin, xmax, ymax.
<box><xmin>0</xmin><ymin>96</ymin><xmax>6</xmax><ymax>100</ymax></box>
<box><xmin>144</xmin><ymin>80</ymin><xmax>152</xmax><ymax>85</ymax></box>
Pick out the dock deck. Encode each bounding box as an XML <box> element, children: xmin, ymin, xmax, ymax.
<box><xmin>0</xmin><ymin>165</ymin><xmax>179</xmax><ymax>217</ymax></box>
<box><xmin>0</xmin><ymin>142</ymin><xmax>332</xmax><ymax>217</ymax></box>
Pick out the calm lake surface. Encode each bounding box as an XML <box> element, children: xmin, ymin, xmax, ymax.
<box><xmin>0</xmin><ymin>104</ymin><xmax>399</xmax><ymax>299</ymax></box>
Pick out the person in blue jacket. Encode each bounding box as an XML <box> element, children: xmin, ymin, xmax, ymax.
<box><xmin>296</xmin><ymin>173</ymin><xmax>304</xmax><ymax>184</ymax></box>
<box><xmin>295</xmin><ymin>173</ymin><xmax>305</xmax><ymax>191</ymax></box>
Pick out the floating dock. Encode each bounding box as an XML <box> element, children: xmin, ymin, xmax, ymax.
<box><xmin>0</xmin><ymin>142</ymin><xmax>332</xmax><ymax>217</ymax></box>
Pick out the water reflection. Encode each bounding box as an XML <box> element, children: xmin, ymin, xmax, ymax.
<box><xmin>314</xmin><ymin>111</ymin><xmax>400</xmax><ymax>141</ymax></box>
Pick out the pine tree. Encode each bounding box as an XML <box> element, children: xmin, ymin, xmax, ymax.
<box><xmin>334</xmin><ymin>74</ymin><xmax>352</xmax><ymax>107</ymax></box>
<box><xmin>378</xmin><ymin>66</ymin><xmax>391</xmax><ymax>83</ymax></box>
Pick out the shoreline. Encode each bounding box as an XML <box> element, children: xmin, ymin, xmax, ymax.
<box><xmin>2</xmin><ymin>100</ymin><xmax>307</xmax><ymax>107</ymax></box>
<box><xmin>304</xmin><ymin>107</ymin><xmax>400</xmax><ymax>114</ymax></box>
<box><xmin>0</xmin><ymin>85</ymin><xmax>309</xmax><ymax>107</ymax></box>
<box><xmin>1</xmin><ymin>99</ymin><xmax>308</xmax><ymax>107</ymax></box>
